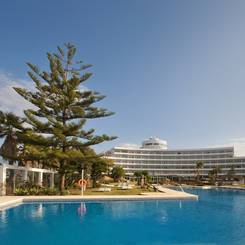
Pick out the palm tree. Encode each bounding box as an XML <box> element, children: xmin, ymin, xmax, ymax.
<box><xmin>134</xmin><ymin>171</ymin><xmax>142</xmax><ymax>186</ymax></box>
<box><xmin>214</xmin><ymin>165</ymin><xmax>222</xmax><ymax>181</ymax></box>
<box><xmin>195</xmin><ymin>161</ymin><xmax>204</xmax><ymax>183</ymax></box>
<box><xmin>0</xmin><ymin>111</ymin><xmax>24</xmax><ymax>164</ymax></box>
<box><xmin>134</xmin><ymin>170</ymin><xmax>150</xmax><ymax>187</ymax></box>
<box><xmin>141</xmin><ymin>170</ymin><xmax>151</xmax><ymax>184</ymax></box>
<box><xmin>208</xmin><ymin>166</ymin><xmax>222</xmax><ymax>185</ymax></box>
<box><xmin>227</xmin><ymin>166</ymin><xmax>235</xmax><ymax>181</ymax></box>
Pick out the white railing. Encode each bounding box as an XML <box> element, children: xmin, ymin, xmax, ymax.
<box><xmin>179</xmin><ymin>184</ymin><xmax>185</xmax><ymax>192</ymax></box>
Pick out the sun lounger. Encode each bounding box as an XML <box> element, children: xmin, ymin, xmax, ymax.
<box><xmin>117</xmin><ymin>183</ymin><xmax>133</xmax><ymax>190</ymax></box>
<box><xmin>97</xmin><ymin>187</ymin><xmax>111</xmax><ymax>192</ymax></box>
<box><xmin>101</xmin><ymin>184</ymin><xmax>115</xmax><ymax>187</ymax></box>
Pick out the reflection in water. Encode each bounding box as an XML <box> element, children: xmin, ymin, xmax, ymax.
<box><xmin>105</xmin><ymin>201</ymin><xmax>140</xmax><ymax>219</ymax></box>
<box><xmin>48</xmin><ymin>203</ymin><xmax>59</xmax><ymax>215</ymax></box>
<box><xmin>157</xmin><ymin>209</ymin><xmax>168</xmax><ymax>224</ymax></box>
<box><xmin>179</xmin><ymin>201</ymin><xmax>182</xmax><ymax>209</ymax></box>
<box><xmin>30</xmin><ymin>204</ymin><xmax>44</xmax><ymax>219</ymax></box>
<box><xmin>0</xmin><ymin>209</ymin><xmax>7</xmax><ymax>228</ymax></box>
<box><xmin>77</xmin><ymin>202</ymin><xmax>86</xmax><ymax>219</ymax></box>
<box><xmin>103</xmin><ymin>201</ymin><xmax>170</xmax><ymax>224</ymax></box>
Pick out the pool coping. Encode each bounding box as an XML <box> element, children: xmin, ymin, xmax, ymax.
<box><xmin>185</xmin><ymin>185</ymin><xmax>245</xmax><ymax>191</ymax></box>
<box><xmin>0</xmin><ymin>192</ymin><xmax>198</xmax><ymax>209</ymax></box>
<box><xmin>0</xmin><ymin>197</ymin><xmax>24</xmax><ymax>209</ymax></box>
<box><xmin>219</xmin><ymin>186</ymin><xmax>245</xmax><ymax>190</ymax></box>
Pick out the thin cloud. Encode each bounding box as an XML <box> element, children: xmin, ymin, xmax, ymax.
<box><xmin>0</xmin><ymin>71</ymin><xmax>90</xmax><ymax>116</ymax></box>
<box><xmin>0</xmin><ymin>71</ymin><xmax>33</xmax><ymax>115</ymax></box>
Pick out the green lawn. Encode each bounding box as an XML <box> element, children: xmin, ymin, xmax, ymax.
<box><xmin>68</xmin><ymin>187</ymin><xmax>151</xmax><ymax>195</ymax></box>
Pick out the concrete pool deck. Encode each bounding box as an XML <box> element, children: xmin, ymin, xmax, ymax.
<box><xmin>0</xmin><ymin>189</ymin><xmax>198</xmax><ymax>209</ymax></box>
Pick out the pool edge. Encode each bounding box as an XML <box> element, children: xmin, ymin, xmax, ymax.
<box><xmin>0</xmin><ymin>193</ymin><xmax>198</xmax><ymax>209</ymax></box>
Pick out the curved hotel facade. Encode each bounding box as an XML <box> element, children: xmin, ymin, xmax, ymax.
<box><xmin>106</xmin><ymin>137</ymin><xmax>245</xmax><ymax>179</ymax></box>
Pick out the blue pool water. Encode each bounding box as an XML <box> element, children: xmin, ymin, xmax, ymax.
<box><xmin>0</xmin><ymin>189</ymin><xmax>245</xmax><ymax>245</ymax></box>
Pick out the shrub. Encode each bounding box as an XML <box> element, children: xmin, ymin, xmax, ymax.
<box><xmin>42</xmin><ymin>187</ymin><xmax>59</xmax><ymax>195</ymax></box>
<box><xmin>14</xmin><ymin>182</ymin><xmax>58</xmax><ymax>196</ymax></box>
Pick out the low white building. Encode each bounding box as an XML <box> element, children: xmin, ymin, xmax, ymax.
<box><xmin>106</xmin><ymin>137</ymin><xmax>245</xmax><ymax>180</ymax></box>
<box><xmin>0</xmin><ymin>157</ymin><xmax>56</xmax><ymax>195</ymax></box>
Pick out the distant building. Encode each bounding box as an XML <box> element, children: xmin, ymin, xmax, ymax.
<box><xmin>105</xmin><ymin>137</ymin><xmax>245</xmax><ymax>180</ymax></box>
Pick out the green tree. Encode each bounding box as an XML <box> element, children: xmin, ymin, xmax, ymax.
<box><xmin>208</xmin><ymin>166</ymin><xmax>222</xmax><ymax>184</ymax></box>
<box><xmin>111</xmin><ymin>166</ymin><xmax>125</xmax><ymax>181</ymax></box>
<box><xmin>134</xmin><ymin>171</ymin><xmax>142</xmax><ymax>186</ymax></box>
<box><xmin>133</xmin><ymin>171</ymin><xmax>142</xmax><ymax>178</ymax></box>
<box><xmin>14</xmin><ymin>43</ymin><xmax>116</xmax><ymax>192</ymax></box>
<box><xmin>141</xmin><ymin>170</ymin><xmax>149</xmax><ymax>177</ymax></box>
<box><xmin>195</xmin><ymin>161</ymin><xmax>204</xmax><ymax>182</ymax></box>
<box><xmin>64</xmin><ymin>147</ymin><xmax>112</xmax><ymax>189</ymax></box>
<box><xmin>208</xmin><ymin>170</ymin><xmax>215</xmax><ymax>184</ymax></box>
<box><xmin>134</xmin><ymin>170</ymin><xmax>150</xmax><ymax>187</ymax></box>
<box><xmin>227</xmin><ymin>165</ymin><xmax>235</xmax><ymax>181</ymax></box>
<box><xmin>0</xmin><ymin>111</ymin><xmax>24</xmax><ymax>164</ymax></box>
<box><xmin>141</xmin><ymin>170</ymin><xmax>151</xmax><ymax>183</ymax></box>
<box><xmin>59</xmin><ymin>147</ymin><xmax>96</xmax><ymax>188</ymax></box>
<box><xmin>91</xmin><ymin>158</ymin><xmax>108</xmax><ymax>188</ymax></box>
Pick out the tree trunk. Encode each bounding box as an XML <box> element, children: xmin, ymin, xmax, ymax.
<box><xmin>140</xmin><ymin>177</ymin><xmax>144</xmax><ymax>188</ymax></box>
<box><xmin>59</xmin><ymin>158</ymin><xmax>66</xmax><ymax>194</ymax></box>
<box><xmin>92</xmin><ymin>178</ymin><xmax>96</xmax><ymax>188</ymax></box>
<box><xmin>59</xmin><ymin>173</ymin><xmax>65</xmax><ymax>194</ymax></box>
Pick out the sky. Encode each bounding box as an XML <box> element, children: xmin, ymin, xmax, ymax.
<box><xmin>1</xmin><ymin>0</ymin><xmax>245</xmax><ymax>154</ymax></box>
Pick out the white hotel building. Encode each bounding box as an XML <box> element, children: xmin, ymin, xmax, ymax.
<box><xmin>106</xmin><ymin>137</ymin><xmax>245</xmax><ymax>180</ymax></box>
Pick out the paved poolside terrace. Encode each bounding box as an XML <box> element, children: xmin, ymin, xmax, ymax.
<box><xmin>0</xmin><ymin>189</ymin><xmax>198</xmax><ymax>209</ymax></box>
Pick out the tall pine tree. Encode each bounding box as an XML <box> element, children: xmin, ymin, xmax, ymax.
<box><xmin>0</xmin><ymin>111</ymin><xmax>24</xmax><ymax>163</ymax></box>
<box><xmin>14</xmin><ymin>43</ymin><xmax>116</xmax><ymax>192</ymax></box>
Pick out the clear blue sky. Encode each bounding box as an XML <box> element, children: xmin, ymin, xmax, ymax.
<box><xmin>1</xmin><ymin>0</ymin><xmax>245</xmax><ymax>153</ymax></box>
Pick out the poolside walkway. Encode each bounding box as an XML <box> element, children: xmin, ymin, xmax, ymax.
<box><xmin>0</xmin><ymin>196</ymin><xmax>24</xmax><ymax>209</ymax></box>
<box><xmin>0</xmin><ymin>188</ymin><xmax>198</xmax><ymax>209</ymax></box>
<box><xmin>142</xmin><ymin>185</ymin><xmax>198</xmax><ymax>199</ymax></box>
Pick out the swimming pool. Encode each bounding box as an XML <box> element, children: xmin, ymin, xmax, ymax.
<box><xmin>0</xmin><ymin>189</ymin><xmax>244</xmax><ymax>245</ymax></box>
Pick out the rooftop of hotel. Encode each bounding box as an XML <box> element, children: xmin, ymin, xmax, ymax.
<box><xmin>113</xmin><ymin>137</ymin><xmax>234</xmax><ymax>151</ymax></box>
<box><xmin>106</xmin><ymin>137</ymin><xmax>245</xmax><ymax>158</ymax></box>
